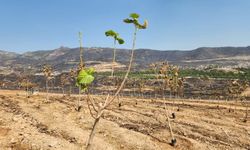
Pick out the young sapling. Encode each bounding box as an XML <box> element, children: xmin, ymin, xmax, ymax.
<box><xmin>85</xmin><ymin>13</ymin><xmax>147</xmax><ymax>150</ymax></box>
<box><xmin>60</xmin><ymin>74</ymin><xmax>68</xmax><ymax>96</ymax></box>
<box><xmin>105</xmin><ymin>30</ymin><xmax>124</xmax><ymax>77</ymax></box>
<box><xmin>75</xmin><ymin>32</ymin><xmax>86</xmax><ymax>111</ymax></box>
<box><xmin>42</xmin><ymin>64</ymin><xmax>52</xmax><ymax>102</ymax></box>
<box><xmin>164</xmin><ymin>103</ymin><xmax>177</xmax><ymax>146</ymax></box>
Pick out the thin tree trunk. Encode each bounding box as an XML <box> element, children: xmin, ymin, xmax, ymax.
<box><xmin>46</xmin><ymin>79</ymin><xmax>49</xmax><ymax>101</ymax></box>
<box><xmin>164</xmin><ymin>103</ymin><xmax>176</xmax><ymax>146</ymax></box>
<box><xmin>85</xmin><ymin>27</ymin><xmax>138</xmax><ymax>149</ymax></box>
<box><xmin>79</xmin><ymin>32</ymin><xmax>84</xmax><ymax>68</ymax></box>
<box><xmin>86</xmin><ymin>109</ymin><xmax>103</xmax><ymax>150</ymax></box>
<box><xmin>77</xmin><ymin>86</ymin><xmax>81</xmax><ymax>111</ymax></box>
<box><xmin>111</xmin><ymin>40</ymin><xmax>116</xmax><ymax>77</ymax></box>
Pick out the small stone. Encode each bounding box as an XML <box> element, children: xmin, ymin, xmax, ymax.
<box><xmin>10</xmin><ymin>138</ymin><xmax>17</xmax><ymax>144</ymax></box>
<box><xmin>48</xmin><ymin>140</ymin><xmax>58</xmax><ymax>147</ymax></box>
<box><xmin>120</xmin><ymin>144</ymin><xmax>124</xmax><ymax>148</ymax></box>
<box><xmin>12</xmin><ymin>117</ymin><xmax>19</xmax><ymax>122</ymax></box>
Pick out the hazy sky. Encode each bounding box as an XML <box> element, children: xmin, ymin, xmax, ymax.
<box><xmin>1</xmin><ymin>0</ymin><xmax>250</xmax><ymax>53</ymax></box>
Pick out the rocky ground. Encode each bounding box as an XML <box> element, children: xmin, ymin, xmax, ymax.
<box><xmin>0</xmin><ymin>90</ymin><xmax>249</xmax><ymax>150</ymax></box>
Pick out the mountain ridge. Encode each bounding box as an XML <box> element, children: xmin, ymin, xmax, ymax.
<box><xmin>1</xmin><ymin>46</ymin><xmax>250</xmax><ymax>73</ymax></box>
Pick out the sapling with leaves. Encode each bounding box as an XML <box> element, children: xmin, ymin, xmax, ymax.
<box><xmin>171</xmin><ymin>66</ymin><xmax>181</xmax><ymax>111</ymax></box>
<box><xmin>105</xmin><ymin>30</ymin><xmax>124</xmax><ymax>77</ymax></box>
<box><xmin>164</xmin><ymin>103</ymin><xmax>177</xmax><ymax>146</ymax></box>
<box><xmin>161</xmin><ymin>65</ymin><xmax>182</xmax><ymax>118</ymax></box>
<box><xmin>42</xmin><ymin>64</ymin><xmax>52</xmax><ymax>102</ymax></box>
<box><xmin>75</xmin><ymin>67</ymin><xmax>95</xmax><ymax>121</ymax></box>
<box><xmin>76</xmin><ymin>68</ymin><xmax>95</xmax><ymax>94</ymax></box>
<box><xmin>84</xmin><ymin>13</ymin><xmax>147</xmax><ymax>150</ymax></box>
<box><xmin>157</xmin><ymin>62</ymin><xmax>177</xmax><ymax>146</ymax></box>
<box><xmin>78</xmin><ymin>32</ymin><xmax>85</xmax><ymax>69</ymax></box>
<box><xmin>19</xmin><ymin>77</ymin><xmax>36</xmax><ymax>99</ymax></box>
<box><xmin>177</xmin><ymin>77</ymin><xmax>185</xmax><ymax>106</ymax></box>
<box><xmin>158</xmin><ymin>62</ymin><xmax>170</xmax><ymax>99</ymax></box>
<box><xmin>18</xmin><ymin>76</ymin><xmax>28</xmax><ymax>97</ymax></box>
<box><xmin>150</xmin><ymin>62</ymin><xmax>160</xmax><ymax>98</ymax></box>
<box><xmin>75</xmin><ymin>32</ymin><xmax>86</xmax><ymax>111</ymax></box>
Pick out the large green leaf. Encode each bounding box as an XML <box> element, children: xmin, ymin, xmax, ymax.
<box><xmin>123</xmin><ymin>18</ymin><xmax>134</xmax><ymax>24</ymax></box>
<box><xmin>105</xmin><ymin>30</ymin><xmax>125</xmax><ymax>45</ymax></box>
<box><xmin>117</xmin><ymin>38</ymin><xmax>125</xmax><ymax>44</ymax></box>
<box><xmin>124</xmin><ymin>13</ymin><xmax>148</xmax><ymax>30</ymax></box>
<box><xmin>76</xmin><ymin>68</ymin><xmax>95</xmax><ymax>91</ymax></box>
<box><xmin>130</xmin><ymin>13</ymin><xmax>140</xmax><ymax>19</ymax></box>
<box><xmin>105</xmin><ymin>30</ymin><xmax>118</xmax><ymax>37</ymax></box>
<box><xmin>85</xmin><ymin>67</ymin><xmax>95</xmax><ymax>75</ymax></box>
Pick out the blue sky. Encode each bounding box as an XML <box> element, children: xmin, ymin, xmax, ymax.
<box><xmin>0</xmin><ymin>0</ymin><xmax>250</xmax><ymax>53</ymax></box>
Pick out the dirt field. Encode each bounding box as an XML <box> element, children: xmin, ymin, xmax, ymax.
<box><xmin>0</xmin><ymin>90</ymin><xmax>249</xmax><ymax>150</ymax></box>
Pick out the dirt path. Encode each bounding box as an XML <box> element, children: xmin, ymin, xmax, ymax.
<box><xmin>0</xmin><ymin>90</ymin><xmax>249</xmax><ymax>150</ymax></box>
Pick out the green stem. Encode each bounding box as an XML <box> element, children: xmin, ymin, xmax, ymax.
<box><xmin>105</xmin><ymin>27</ymin><xmax>137</xmax><ymax>107</ymax></box>
<box><xmin>111</xmin><ymin>39</ymin><xmax>117</xmax><ymax>77</ymax></box>
<box><xmin>79</xmin><ymin>32</ymin><xmax>84</xmax><ymax>68</ymax></box>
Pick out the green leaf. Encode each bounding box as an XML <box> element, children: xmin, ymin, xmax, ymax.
<box><xmin>77</xmin><ymin>70</ymin><xmax>95</xmax><ymax>84</ymax></box>
<box><xmin>130</xmin><ymin>13</ymin><xmax>140</xmax><ymax>19</ymax></box>
<box><xmin>85</xmin><ymin>67</ymin><xmax>95</xmax><ymax>75</ymax></box>
<box><xmin>125</xmin><ymin>13</ymin><xmax>148</xmax><ymax>30</ymax></box>
<box><xmin>78</xmin><ymin>74</ymin><xmax>94</xmax><ymax>85</ymax></box>
<box><xmin>117</xmin><ymin>38</ymin><xmax>125</xmax><ymax>44</ymax></box>
<box><xmin>135</xmin><ymin>20</ymin><xmax>148</xmax><ymax>29</ymax></box>
<box><xmin>106</xmin><ymin>30</ymin><xmax>125</xmax><ymax>45</ymax></box>
<box><xmin>76</xmin><ymin>68</ymin><xmax>95</xmax><ymax>91</ymax></box>
<box><xmin>123</xmin><ymin>18</ymin><xmax>134</xmax><ymax>24</ymax></box>
<box><xmin>105</xmin><ymin>30</ymin><xmax>117</xmax><ymax>37</ymax></box>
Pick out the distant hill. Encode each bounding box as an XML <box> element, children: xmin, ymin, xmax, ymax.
<box><xmin>1</xmin><ymin>46</ymin><xmax>250</xmax><ymax>74</ymax></box>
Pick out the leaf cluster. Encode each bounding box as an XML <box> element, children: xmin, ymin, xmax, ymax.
<box><xmin>42</xmin><ymin>65</ymin><xmax>52</xmax><ymax>79</ymax></box>
<box><xmin>76</xmin><ymin>67</ymin><xmax>95</xmax><ymax>92</ymax></box>
<box><xmin>105</xmin><ymin>30</ymin><xmax>124</xmax><ymax>44</ymax></box>
<box><xmin>124</xmin><ymin>13</ymin><xmax>148</xmax><ymax>29</ymax></box>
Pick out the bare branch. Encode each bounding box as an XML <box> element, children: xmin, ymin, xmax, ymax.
<box><xmin>87</xmin><ymin>98</ymin><xmax>97</xmax><ymax>119</ymax></box>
